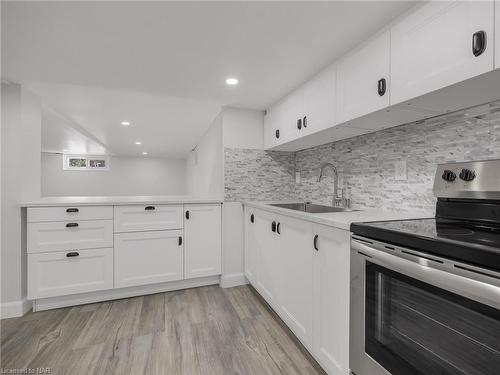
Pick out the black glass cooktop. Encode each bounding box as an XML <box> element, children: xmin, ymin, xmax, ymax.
<box><xmin>351</xmin><ymin>218</ymin><xmax>500</xmax><ymax>272</ymax></box>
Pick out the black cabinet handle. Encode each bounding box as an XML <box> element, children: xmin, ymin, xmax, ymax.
<box><xmin>303</xmin><ymin>116</ymin><xmax>307</xmax><ymax>128</ymax></box>
<box><xmin>185</xmin><ymin>210</ymin><xmax>190</xmax><ymax>220</ymax></box>
<box><xmin>275</xmin><ymin>129</ymin><xmax>280</xmax><ymax>139</ymax></box>
<box><xmin>250</xmin><ymin>214</ymin><xmax>254</xmax><ymax>223</ymax></box>
<box><xmin>66</xmin><ymin>208</ymin><xmax>79</xmax><ymax>213</ymax></box>
<box><xmin>314</xmin><ymin>235</ymin><xmax>319</xmax><ymax>251</ymax></box>
<box><xmin>178</xmin><ymin>236</ymin><xmax>183</xmax><ymax>246</ymax></box>
<box><xmin>472</xmin><ymin>30</ymin><xmax>487</xmax><ymax>57</ymax></box>
<box><xmin>297</xmin><ymin>118</ymin><xmax>302</xmax><ymax>130</ymax></box>
<box><xmin>271</xmin><ymin>221</ymin><xmax>276</xmax><ymax>232</ymax></box>
<box><xmin>276</xmin><ymin>222</ymin><xmax>281</xmax><ymax>234</ymax></box>
<box><xmin>66</xmin><ymin>223</ymin><xmax>78</xmax><ymax>228</ymax></box>
<box><xmin>66</xmin><ymin>252</ymin><xmax>79</xmax><ymax>257</ymax></box>
<box><xmin>145</xmin><ymin>206</ymin><xmax>155</xmax><ymax>211</ymax></box>
<box><xmin>378</xmin><ymin>78</ymin><xmax>386</xmax><ymax>96</ymax></box>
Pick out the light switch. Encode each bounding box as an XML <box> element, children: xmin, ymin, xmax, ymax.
<box><xmin>394</xmin><ymin>159</ymin><xmax>407</xmax><ymax>181</ymax></box>
<box><xmin>295</xmin><ymin>171</ymin><xmax>301</xmax><ymax>183</ymax></box>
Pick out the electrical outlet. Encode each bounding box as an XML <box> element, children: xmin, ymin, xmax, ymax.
<box><xmin>394</xmin><ymin>159</ymin><xmax>407</xmax><ymax>181</ymax></box>
<box><xmin>295</xmin><ymin>171</ymin><xmax>301</xmax><ymax>183</ymax></box>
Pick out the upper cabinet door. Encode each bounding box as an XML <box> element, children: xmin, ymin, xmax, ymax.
<box><xmin>336</xmin><ymin>31</ymin><xmax>390</xmax><ymax>124</ymax></box>
<box><xmin>301</xmin><ymin>64</ymin><xmax>336</xmax><ymax>136</ymax></box>
<box><xmin>391</xmin><ymin>1</ymin><xmax>494</xmax><ymax>105</ymax></box>
<box><xmin>495</xmin><ymin>0</ymin><xmax>500</xmax><ymax>69</ymax></box>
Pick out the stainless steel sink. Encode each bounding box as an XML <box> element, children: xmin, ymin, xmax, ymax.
<box><xmin>268</xmin><ymin>203</ymin><xmax>358</xmax><ymax>213</ymax></box>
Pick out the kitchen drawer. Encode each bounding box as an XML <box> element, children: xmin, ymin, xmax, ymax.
<box><xmin>114</xmin><ymin>205</ymin><xmax>183</xmax><ymax>233</ymax></box>
<box><xmin>28</xmin><ymin>206</ymin><xmax>113</xmax><ymax>222</ymax></box>
<box><xmin>28</xmin><ymin>248</ymin><xmax>113</xmax><ymax>299</ymax></box>
<box><xmin>114</xmin><ymin>230</ymin><xmax>183</xmax><ymax>288</ymax></box>
<box><xmin>27</xmin><ymin>220</ymin><xmax>113</xmax><ymax>253</ymax></box>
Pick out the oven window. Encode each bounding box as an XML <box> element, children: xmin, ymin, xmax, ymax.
<box><xmin>365</xmin><ymin>262</ymin><xmax>500</xmax><ymax>375</ymax></box>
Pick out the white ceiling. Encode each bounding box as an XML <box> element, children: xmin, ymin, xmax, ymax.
<box><xmin>2</xmin><ymin>1</ymin><xmax>416</xmax><ymax>158</ymax></box>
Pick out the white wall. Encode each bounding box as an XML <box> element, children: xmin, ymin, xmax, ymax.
<box><xmin>1</xmin><ymin>83</ymin><xmax>42</xmax><ymax>317</ymax></box>
<box><xmin>41</xmin><ymin>153</ymin><xmax>187</xmax><ymax>196</ymax></box>
<box><xmin>219</xmin><ymin>108</ymin><xmax>264</xmax><ymax>287</ymax></box>
<box><xmin>186</xmin><ymin>114</ymin><xmax>224</xmax><ymax>198</ymax></box>
<box><xmin>222</xmin><ymin>108</ymin><xmax>264</xmax><ymax>149</ymax></box>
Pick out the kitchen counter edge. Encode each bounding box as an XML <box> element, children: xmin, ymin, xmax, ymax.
<box><xmin>20</xmin><ymin>196</ymin><xmax>223</xmax><ymax>207</ymax></box>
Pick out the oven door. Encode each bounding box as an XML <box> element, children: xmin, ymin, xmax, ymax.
<box><xmin>350</xmin><ymin>238</ymin><xmax>500</xmax><ymax>375</ymax></box>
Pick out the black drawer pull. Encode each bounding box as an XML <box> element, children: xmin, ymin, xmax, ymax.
<box><xmin>378</xmin><ymin>78</ymin><xmax>386</xmax><ymax>96</ymax></box>
<box><xmin>66</xmin><ymin>252</ymin><xmax>79</xmax><ymax>257</ymax></box>
<box><xmin>276</xmin><ymin>222</ymin><xmax>281</xmax><ymax>234</ymax></box>
<box><xmin>275</xmin><ymin>129</ymin><xmax>280</xmax><ymax>139</ymax></box>
<box><xmin>145</xmin><ymin>206</ymin><xmax>155</xmax><ymax>210</ymax></box>
<box><xmin>185</xmin><ymin>210</ymin><xmax>190</xmax><ymax>220</ymax></box>
<box><xmin>250</xmin><ymin>214</ymin><xmax>254</xmax><ymax>223</ymax></box>
<box><xmin>178</xmin><ymin>236</ymin><xmax>183</xmax><ymax>246</ymax></box>
<box><xmin>303</xmin><ymin>116</ymin><xmax>307</xmax><ymax>128</ymax></box>
<box><xmin>472</xmin><ymin>30</ymin><xmax>487</xmax><ymax>57</ymax></box>
<box><xmin>66</xmin><ymin>223</ymin><xmax>79</xmax><ymax>228</ymax></box>
<box><xmin>271</xmin><ymin>221</ymin><xmax>276</xmax><ymax>232</ymax></box>
<box><xmin>66</xmin><ymin>208</ymin><xmax>79</xmax><ymax>213</ymax></box>
<box><xmin>313</xmin><ymin>235</ymin><xmax>319</xmax><ymax>251</ymax></box>
<box><xmin>297</xmin><ymin>118</ymin><xmax>302</xmax><ymax>130</ymax></box>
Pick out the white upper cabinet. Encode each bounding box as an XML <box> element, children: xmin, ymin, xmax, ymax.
<box><xmin>183</xmin><ymin>204</ymin><xmax>222</xmax><ymax>279</ymax></box>
<box><xmin>336</xmin><ymin>31</ymin><xmax>390</xmax><ymax>124</ymax></box>
<box><xmin>496</xmin><ymin>0</ymin><xmax>500</xmax><ymax>69</ymax></box>
<box><xmin>301</xmin><ymin>65</ymin><xmax>336</xmax><ymax>136</ymax></box>
<box><xmin>391</xmin><ymin>1</ymin><xmax>494</xmax><ymax>105</ymax></box>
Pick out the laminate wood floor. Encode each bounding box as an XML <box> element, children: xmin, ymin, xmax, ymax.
<box><xmin>1</xmin><ymin>285</ymin><xmax>325</xmax><ymax>375</ymax></box>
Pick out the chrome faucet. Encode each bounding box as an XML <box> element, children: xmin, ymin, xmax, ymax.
<box><xmin>317</xmin><ymin>163</ymin><xmax>344</xmax><ymax>207</ymax></box>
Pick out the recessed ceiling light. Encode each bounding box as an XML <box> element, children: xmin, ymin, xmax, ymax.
<box><xmin>121</xmin><ymin>121</ymin><xmax>131</xmax><ymax>126</ymax></box>
<box><xmin>142</xmin><ymin>151</ymin><xmax>148</xmax><ymax>155</ymax></box>
<box><xmin>135</xmin><ymin>141</ymin><xmax>142</xmax><ymax>145</ymax></box>
<box><xmin>225</xmin><ymin>78</ymin><xmax>238</xmax><ymax>85</ymax></box>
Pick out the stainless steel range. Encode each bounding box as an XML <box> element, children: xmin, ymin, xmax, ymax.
<box><xmin>349</xmin><ymin>159</ymin><xmax>500</xmax><ymax>375</ymax></box>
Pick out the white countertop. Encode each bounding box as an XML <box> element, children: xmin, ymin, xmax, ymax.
<box><xmin>243</xmin><ymin>201</ymin><xmax>430</xmax><ymax>231</ymax></box>
<box><xmin>20</xmin><ymin>195</ymin><xmax>223</xmax><ymax>207</ymax></box>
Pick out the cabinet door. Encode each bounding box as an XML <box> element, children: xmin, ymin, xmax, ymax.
<box><xmin>391</xmin><ymin>1</ymin><xmax>494</xmax><ymax>105</ymax></box>
<box><xmin>496</xmin><ymin>0</ymin><xmax>500</xmax><ymax>69</ymax></box>
<box><xmin>302</xmin><ymin>64</ymin><xmax>336</xmax><ymax>136</ymax></box>
<box><xmin>244</xmin><ymin>207</ymin><xmax>258</xmax><ymax>284</ymax></box>
<box><xmin>277</xmin><ymin>215</ymin><xmax>313</xmax><ymax>349</ymax></box>
<box><xmin>255</xmin><ymin>210</ymin><xmax>280</xmax><ymax>307</ymax></box>
<box><xmin>28</xmin><ymin>248</ymin><xmax>113</xmax><ymax>299</ymax></box>
<box><xmin>114</xmin><ymin>230</ymin><xmax>183</xmax><ymax>288</ymax></box>
<box><xmin>337</xmin><ymin>32</ymin><xmax>390</xmax><ymax>124</ymax></box>
<box><xmin>184</xmin><ymin>204</ymin><xmax>222</xmax><ymax>279</ymax></box>
<box><xmin>264</xmin><ymin>104</ymin><xmax>282</xmax><ymax>149</ymax></box>
<box><xmin>312</xmin><ymin>224</ymin><xmax>351</xmax><ymax>375</ymax></box>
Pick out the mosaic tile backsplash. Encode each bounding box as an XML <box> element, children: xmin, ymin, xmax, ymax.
<box><xmin>224</xmin><ymin>101</ymin><xmax>500</xmax><ymax>215</ymax></box>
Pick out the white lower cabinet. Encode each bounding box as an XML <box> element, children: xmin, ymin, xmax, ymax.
<box><xmin>312</xmin><ymin>224</ymin><xmax>351</xmax><ymax>375</ymax></box>
<box><xmin>184</xmin><ymin>204</ymin><xmax>222</xmax><ymax>279</ymax></box>
<box><xmin>245</xmin><ymin>208</ymin><xmax>350</xmax><ymax>375</ymax></box>
<box><xmin>114</xmin><ymin>230</ymin><xmax>183</xmax><ymax>288</ymax></box>
<box><xmin>28</xmin><ymin>248</ymin><xmax>113</xmax><ymax>299</ymax></box>
<box><xmin>277</xmin><ymin>215</ymin><xmax>314</xmax><ymax>349</ymax></box>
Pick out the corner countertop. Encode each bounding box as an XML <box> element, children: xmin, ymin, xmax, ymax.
<box><xmin>243</xmin><ymin>201</ymin><xmax>431</xmax><ymax>231</ymax></box>
<box><xmin>20</xmin><ymin>195</ymin><xmax>223</xmax><ymax>207</ymax></box>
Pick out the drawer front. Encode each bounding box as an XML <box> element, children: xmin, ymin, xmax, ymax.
<box><xmin>28</xmin><ymin>248</ymin><xmax>113</xmax><ymax>299</ymax></box>
<box><xmin>114</xmin><ymin>205</ymin><xmax>183</xmax><ymax>233</ymax></box>
<box><xmin>28</xmin><ymin>206</ymin><xmax>113</xmax><ymax>222</ymax></box>
<box><xmin>114</xmin><ymin>230</ymin><xmax>183</xmax><ymax>288</ymax></box>
<box><xmin>27</xmin><ymin>220</ymin><xmax>113</xmax><ymax>253</ymax></box>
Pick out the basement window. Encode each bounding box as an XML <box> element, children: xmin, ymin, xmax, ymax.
<box><xmin>63</xmin><ymin>155</ymin><xmax>109</xmax><ymax>171</ymax></box>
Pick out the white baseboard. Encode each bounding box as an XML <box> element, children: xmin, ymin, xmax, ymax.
<box><xmin>33</xmin><ymin>275</ymin><xmax>220</xmax><ymax>312</ymax></box>
<box><xmin>1</xmin><ymin>298</ymin><xmax>32</xmax><ymax>319</ymax></box>
<box><xmin>220</xmin><ymin>273</ymin><xmax>248</xmax><ymax>288</ymax></box>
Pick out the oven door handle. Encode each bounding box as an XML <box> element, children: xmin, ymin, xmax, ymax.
<box><xmin>352</xmin><ymin>240</ymin><xmax>500</xmax><ymax>310</ymax></box>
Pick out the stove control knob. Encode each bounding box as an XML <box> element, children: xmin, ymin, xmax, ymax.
<box><xmin>442</xmin><ymin>170</ymin><xmax>456</xmax><ymax>182</ymax></box>
<box><xmin>459</xmin><ymin>168</ymin><xmax>476</xmax><ymax>182</ymax></box>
